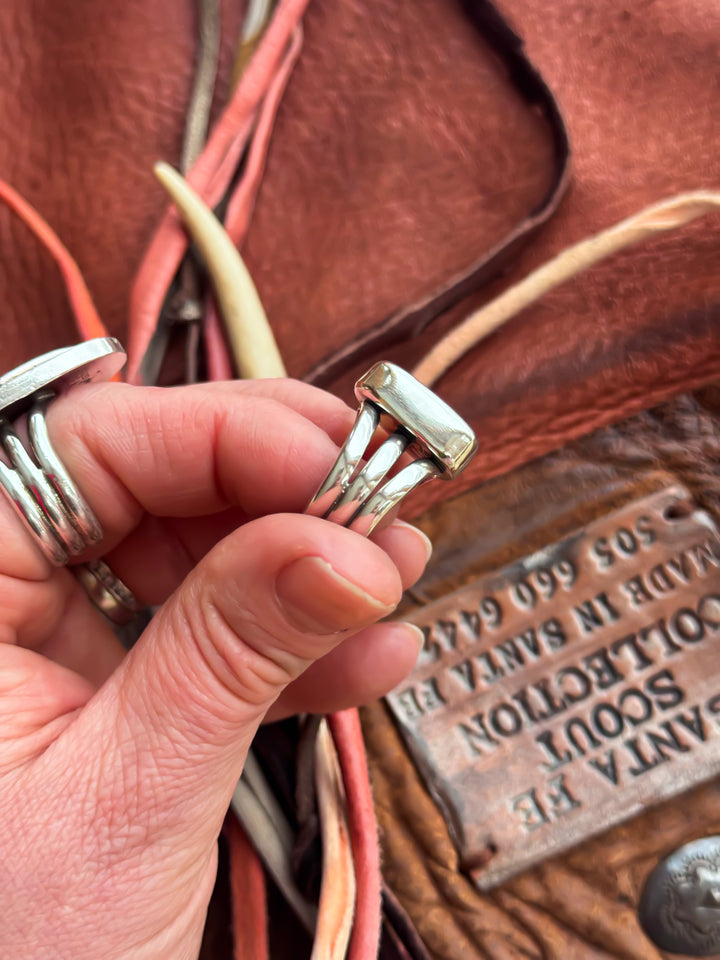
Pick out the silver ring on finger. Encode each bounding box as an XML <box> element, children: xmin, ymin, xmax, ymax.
<box><xmin>73</xmin><ymin>559</ymin><xmax>143</xmax><ymax>626</ymax></box>
<box><xmin>0</xmin><ymin>339</ymin><xmax>126</xmax><ymax>565</ymax></box>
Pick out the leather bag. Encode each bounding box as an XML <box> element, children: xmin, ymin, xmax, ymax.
<box><xmin>0</xmin><ymin>1</ymin><xmax>718</xmax><ymax>957</ymax></box>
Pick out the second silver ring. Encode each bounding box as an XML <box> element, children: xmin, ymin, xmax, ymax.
<box><xmin>0</xmin><ymin>395</ymin><xmax>103</xmax><ymax>564</ymax></box>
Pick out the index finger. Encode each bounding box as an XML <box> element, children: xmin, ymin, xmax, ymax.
<box><xmin>2</xmin><ymin>380</ymin><xmax>354</xmax><ymax>578</ymax></box>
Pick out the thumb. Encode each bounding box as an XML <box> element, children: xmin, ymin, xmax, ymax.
<box><xmin>66</xmin><ymin>512</ymin><xmax>404</xmax><ymax>855</ymax></box>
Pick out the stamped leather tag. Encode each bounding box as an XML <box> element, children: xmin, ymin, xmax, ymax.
<box><xmin>387</xmin><ymin>485</ymin><xmax>720</xmax><ymax>889</ymax></box>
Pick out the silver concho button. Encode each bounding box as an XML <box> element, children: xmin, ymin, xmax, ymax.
<box><xmin>639</xmin><ymin>837</ymin><xmax>720</xmax><ymax>956</ymax></box>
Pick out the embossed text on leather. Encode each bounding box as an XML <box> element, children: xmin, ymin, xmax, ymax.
<box><xmin>387</xmin><ymin>486</ymin><xmax>720</xmax><ymax>889</ymax></box>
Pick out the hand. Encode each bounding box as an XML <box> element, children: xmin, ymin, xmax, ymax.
<box><xmin>0</xmin><ymin>378</ymin><xmax>430</xmax><ymax>960</ymax></box>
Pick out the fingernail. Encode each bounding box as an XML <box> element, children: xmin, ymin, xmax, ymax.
<box><xmin>275</xmin><ymin>556</ymin><xmax>396</xmax><ymax>633</ymax></box>
<box><xmin>403</xmin><ymin>622</ymin><xmax>426</xmax><ymax>658</ymax></box>
<box><xmin>393</xmin><ymin>520</ymin><xmax>433</xmax><ymax>564</ymax></box>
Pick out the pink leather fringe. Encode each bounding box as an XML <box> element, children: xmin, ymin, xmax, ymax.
<box><xmin>127</xmin><ymin>0</ymin><xmax>312</xmax><ymax>382</ymax></box>
<box><xmin>328</xmin><ymin>709</ymin><xmax>383</xmax><ymax>960</ymax></box>
<box><xmin>227</xmin><ymin>813</ymin><xmax>270</xmax><ymax>960</ymax></box>
<box><xmin>0</xmin><ymin>178</ymin><xmax>109</xmax><ymax>345</ymax></box>
<box><xmin>203</xmin><ymin>26</ymin><xmax>303</xmax><ymax>381</ymax></box>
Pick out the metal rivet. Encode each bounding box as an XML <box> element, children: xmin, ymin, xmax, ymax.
<box><xmin>639</xmin><ymin>837</ymin><xmax>720</xmax><ymax>955</ymax></box>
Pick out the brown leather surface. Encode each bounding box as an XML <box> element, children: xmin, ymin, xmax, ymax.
<box><xmin>364</xmin><ymin>387</ymin><xmax>720</xmax><ymax>960</ymax></box>
<box><xmin>0</xmin><ymin>2</ymin><xmax>718</xmax><ymax>958</ymax></box>
<box><xmin>1</xmin><ymin>0</ymin><xmax>717</xmax><ymax>484</ymax></box>
<box><xmin>365</xmin><ymin>695</ymin><xmax>720</xmax><ymax>960</ymax></box>
<box><xmin>0</xmin><ymin>0</ymin><xmax>558</xmax><ymax>379</ymax></box>
<box><xmin>328</xmin><ymin>1</ymin><xmax>720</xmax><ymax>518</ymax></box>
<box><xmin>288</xmin><ymin>0</ymin><xmax>570</xmax><ymax>387</ymax></box>
<box><xmin>0</xmin><ymin>0</ymin><xmax>245</xmax><ymax>370</ymax></box>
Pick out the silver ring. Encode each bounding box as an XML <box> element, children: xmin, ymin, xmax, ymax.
<box><xmin>0</xmin><ymin>398</ymin><xmax>103</xmax><ymax>564</ymax></box>
<box><xmin>0</xmin><ymin>449</ymin><xmax>69</xmax><ymax>564</ymax></box>
<box><xmin>306</xmin><ymin>402</ymin><xmax>380</xmax><ymax>519</ymax></box>
<box><xmin>74</xmin><ymin>560</ymin><xmax>142</xmax><ymax>625</ymax></box>
<box><xmin>29</xmin><ymin>396</ymin><xmax>104</xmax><ymax>547</ymax></box>
<box><xmin>0</xmin><ymin>414</ymin><xmax>86</xmax><ymax>555</ymax></box>
<box><xmin>0</xmin><ymin>339</ymin><xmax>126</xmax><ymax>564</ymax></box>
<box><xmin>307</xmin><ymin>362</ymin><xmax>477</xmax><ymax>535</ymax></box>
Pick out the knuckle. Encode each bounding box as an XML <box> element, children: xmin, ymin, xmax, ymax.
<box><xmin>173</xmin><ymin>583</ymin><xmax>304</xmax><ymax>715</ymax></box>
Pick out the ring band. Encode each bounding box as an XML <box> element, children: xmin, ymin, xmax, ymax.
<box><xmin>0</xmin><ymin>398</ymin><xmax>102</xmax><ymax>564</ymax></box>
<box><xmin>0</xmin><ymin>339</ymin><xmax>125</xmax><ymax>565</ymax></box>
<box><xmin>29</xmin><ymin>395</ymin><xmax>104</xmax><ymax>547</ymax></box>
<box><xmin>307</xmin><ymin>362</ymin><xmax>478</xmax><ymax>535</ymax></box>
<box><xmin>73</xmin><ymin>560</ymin><xmax>142</xmax><ymax>625</ymax></box>
<box><xmin>0</xmin><ymin>341</ymin><xmax>142</xmax><ymax>629</ymax></box>
<box><xmin>0</xmin><ymin>439</ymin><xmax>70</xmax><ymax>564</ymax></box>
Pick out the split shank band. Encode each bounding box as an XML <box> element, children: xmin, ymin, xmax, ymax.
<box><xmin>0</xmin><ymin>339</ymin><xmax>138</xmax><ymax>624</ymax></box>
<box><xmin>0</xmin><ymin>339</ymin><xmax>477</xmax><ymax>623</ymax></box>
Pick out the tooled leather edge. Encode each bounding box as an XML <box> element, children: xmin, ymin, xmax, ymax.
<box><xmin>304</xmin><ymin>0</ymin><xmax>571</xmax><ymax>387</ymax></box>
